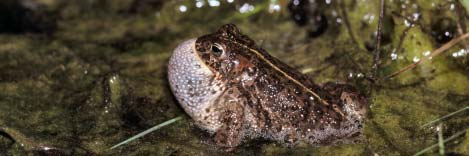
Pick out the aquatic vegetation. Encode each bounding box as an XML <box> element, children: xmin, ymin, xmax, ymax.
<box><xmin>110</xmin><ymin>116</ymin><xmax>183</xmax><ymax>149</ymax></box>
<box><xmin>0</xmin><ymin>0</ymin><xmax>468</xmax><ymax>155</ymax></box>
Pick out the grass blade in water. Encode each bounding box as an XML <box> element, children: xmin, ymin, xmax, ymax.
<box><xmin>413</xmin><ymin>129</ymin><xmax>466</xmax><ymax>156</ymax></box>
<box><xmin>422</xmin><ymin>106</ymin><xmax>469</xmax><ymax>128</ymax></box>
<box><xmin>437</xmin><ymin>124</ymin><xmax>445</xmax><ymax>156</ymax></box>
<box><xmin>110</xmin><ymin>116</ymin><xmax>183</xmax><ymax>149</ymax></box>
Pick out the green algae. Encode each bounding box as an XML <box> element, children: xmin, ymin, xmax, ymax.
<box><xmin>0</xmin><ymin>0</ymin><xmax>468</xmax><ymax>155</ymax></box>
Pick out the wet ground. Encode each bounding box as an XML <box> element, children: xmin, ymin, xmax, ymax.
<box><xmin>0</xmin><ymin>0</ymin><xmax>468</xmax><ymax>155</ymax></box>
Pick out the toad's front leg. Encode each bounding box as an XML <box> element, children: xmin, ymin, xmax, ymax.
<box><xmin>213</xmin><ymin>87</ymin><xmax>246</xmax><ymax>150</ymax></box>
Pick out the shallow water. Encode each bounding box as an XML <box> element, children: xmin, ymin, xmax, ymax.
<box><xmin>0</xmin><ymin>0</ymin><xmax>468</xmax><ymax>155</ymax></box>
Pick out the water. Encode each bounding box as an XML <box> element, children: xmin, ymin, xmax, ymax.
<box><xmin>0</xmin><ymin>0</ymin><xmax>468</xmax><ymax>155</ymax></box>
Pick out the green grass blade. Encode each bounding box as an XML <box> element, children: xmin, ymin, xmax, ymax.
<box><xmin>437</xmin><ymin>124</ymin><xmax>444</xmax><ymax>156</ymax></box>
<box><xmin>110</xmin><ymin>116</ymin><xmax>183</xmax><ymax>149</ymax></box>
<box><xmin>422</xmin><ymin>106</ymin><xmax>469</xmax><ymax>128</ymax></box>
<box><xmin>413</xmin><ymin>129</ymin><xmax>466</xmax><ymax>156</ymax></box>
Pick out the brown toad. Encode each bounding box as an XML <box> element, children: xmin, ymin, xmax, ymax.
<box><xmin>167</xmin><ymin>24</ymin><xmax>367</xmax><ymax>149</ymax></box>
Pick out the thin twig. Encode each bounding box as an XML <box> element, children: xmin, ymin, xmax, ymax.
<box><xmin>456</xmin><ymin>0</ymin><xmax>468</xmax><ymax>34</ymax></box>
<box><xmin>384</xmin><ymin>33</ymin><xmax>469</xmax><ymax>79</ymax></box>
<box><xmin>455</xmin><ymin>0</ymin><xmax>469</xmax><ymax>62</ymax></box>
<box><xmin>339</xmin><ymin>1</ymin><xmax>361</xmax><ymax>48</ymax></box>
<box><xmin>393</xmin><ymin>26</ymin><xmax>412</xmax><ymax>56</ymax></box>
<box><xmin>388</xmin><ymin>11</ymin><xmax>421</xmax><ymax>57</ymax></box>
<box><xmin>372</xmin><ymin>0</ymin><xmax>385</xmax><ymax>78</ymax></box>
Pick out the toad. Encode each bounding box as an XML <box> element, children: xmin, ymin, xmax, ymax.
<box><xmin>168</xmin><ymin>24</ymin><xmax>367</xmax><ymax>149</ymax></box>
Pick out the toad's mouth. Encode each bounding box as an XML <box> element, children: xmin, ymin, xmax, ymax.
<box><xmin>167</xmin><ymin>39</ymin><xmax>224</xmax><ymax>121</ymax></box>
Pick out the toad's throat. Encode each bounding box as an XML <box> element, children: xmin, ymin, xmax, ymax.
<box><xmin>167</xmin><ymin>39</ymin><xmax>224</xmax><ymax>117</ymax></box>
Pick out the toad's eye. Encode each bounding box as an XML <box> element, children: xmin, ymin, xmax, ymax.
<box><xmin>210</xmin><ymin>43</ymin><xmax>224</xmax><ymax>57</ymax></box>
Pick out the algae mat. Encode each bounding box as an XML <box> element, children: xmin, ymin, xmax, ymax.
<box><xmin>0</xmin><ymin>0</ymin><xmax>468</xmax><ymax>155</ymax></box>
